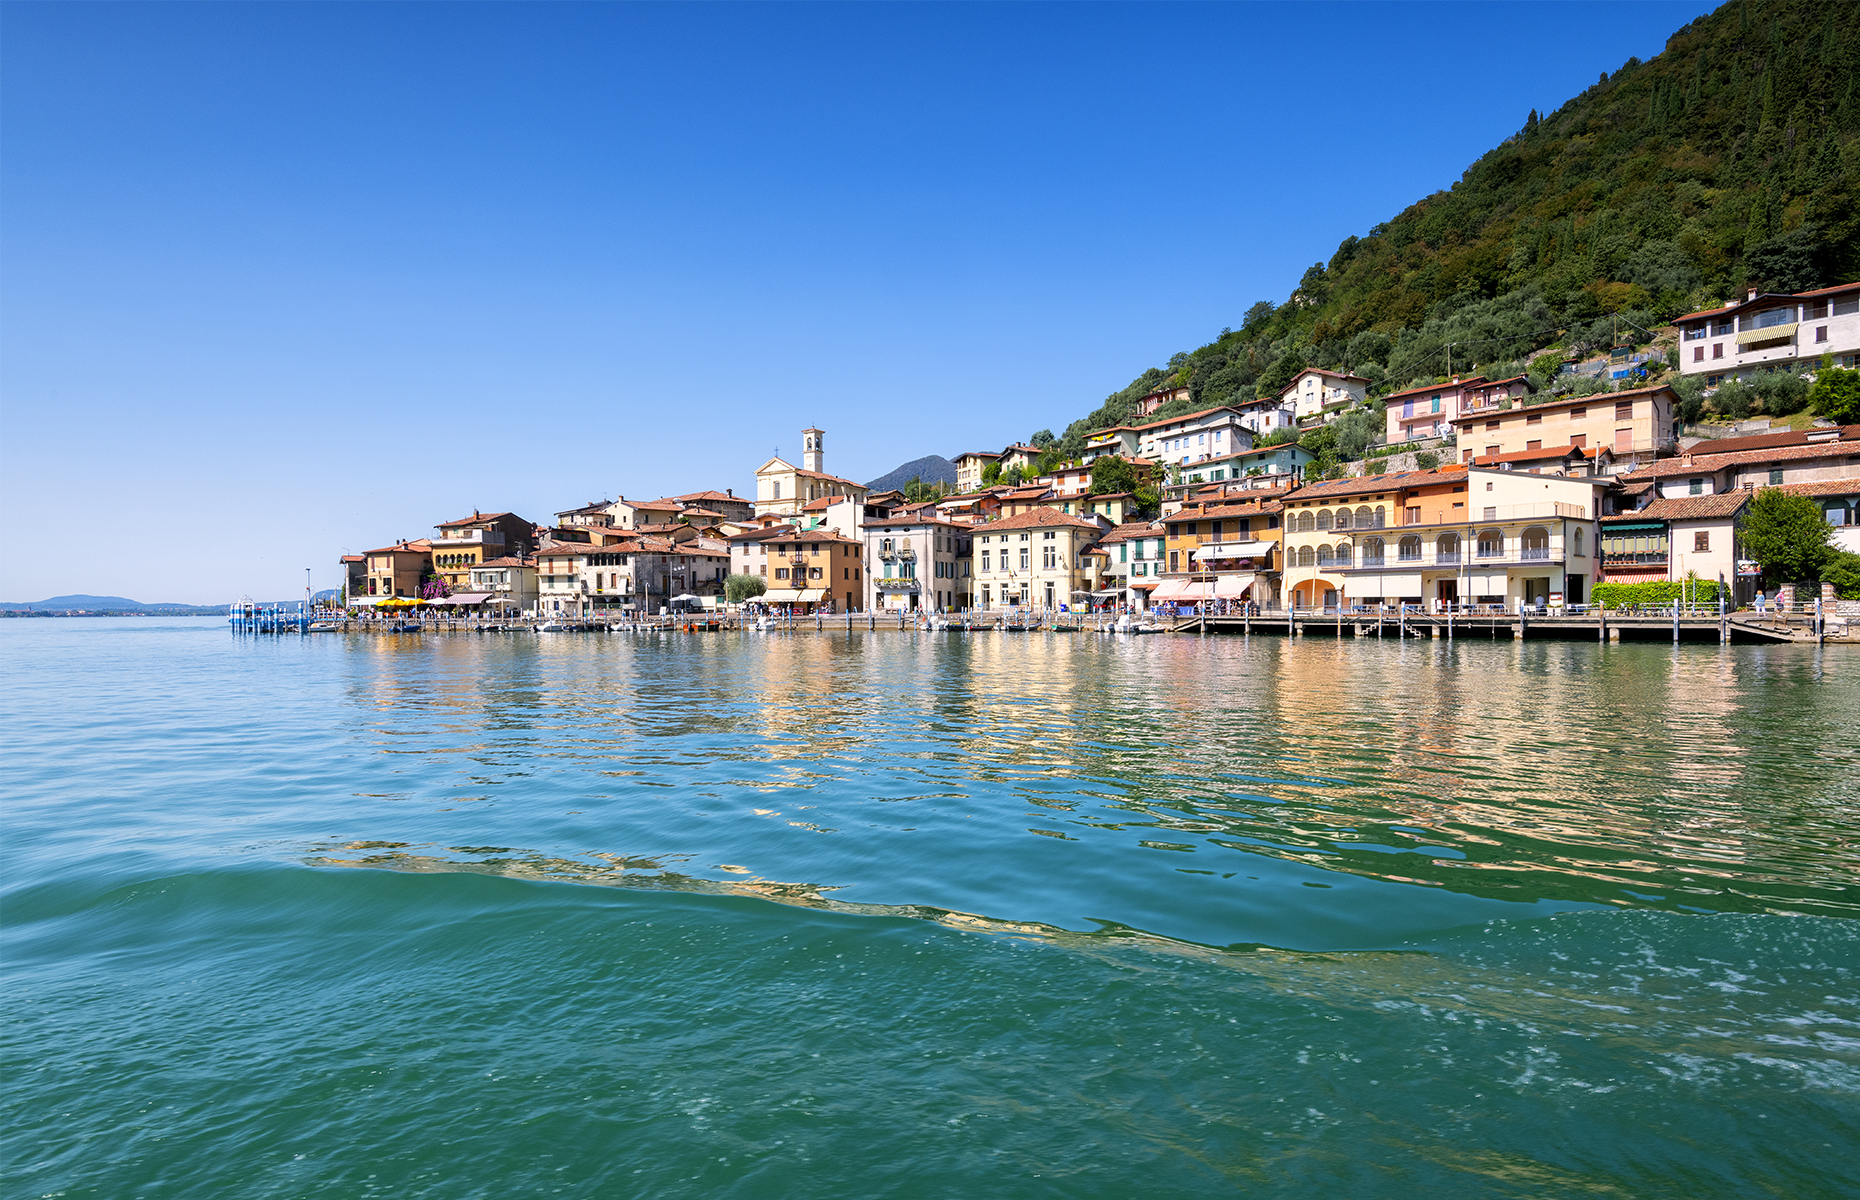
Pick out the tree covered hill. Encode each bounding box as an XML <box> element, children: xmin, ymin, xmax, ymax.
<box><xmin>1048</xmin><ymin>0</ymin><xmax>1859</xmax><ymax>455</ymax></box>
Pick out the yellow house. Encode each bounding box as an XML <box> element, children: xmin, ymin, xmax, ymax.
<box><xmin>972</xmin><ymin>507</ymin><xmax>1101</xmax><ymax>611</ymax></box>
<box><xmin>362</xmin><ymin>539</ymin><xmax>432</xmax><ymax>599</ymax></box>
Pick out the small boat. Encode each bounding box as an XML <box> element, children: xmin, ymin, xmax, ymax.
<box><xmin>538</xmin><ymin>621</ymin><xmax>570</xmax><ymax>632</ymax></box>
<box><xmin>387</xmin><ymin>621</ymin><xmax>420</xmax><ymax>633</ymax></box>
<box><xmin>308</xmin><ymin>620</ymin><xmax>345</xmax><ymax>633</ymax></box>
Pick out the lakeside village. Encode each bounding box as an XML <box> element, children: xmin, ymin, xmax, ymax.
<box><xmin>339</xmin><ymin>281</ymin><xmax>1860</xmax><ymax>634</ymax></box>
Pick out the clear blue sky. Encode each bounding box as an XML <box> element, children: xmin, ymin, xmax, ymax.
<box><xmin>1</xmin><ymin>1</ymin><xmax>1716</xmax><ymax>604</ymax></box>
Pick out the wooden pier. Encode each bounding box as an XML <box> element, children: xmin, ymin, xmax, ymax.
<box><xmin>240</xmin><ymin>605</ymin><xmax>1850</xmax><ymax>645</ymax></box>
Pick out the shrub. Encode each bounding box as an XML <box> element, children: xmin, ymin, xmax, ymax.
<box><xmin>1591</xmin><ymin>580</ymin><xmax>1724</xmax><ymax>610</ymax></box>
<box><xmin>724</xmin><ymin>573</ymin><xmax>768</xmax><ymax>605</ymax></box>
<box><xmin>1822</xmin><ymin>550</ymin><xmax>1860</xmax><ymax>600</ymax></box>
<box><xmin>1810</xmin><ymin>366</ymin><xmax>1860</xmax><ymax>425</ymax></box>
<box><xmin>1365</xmin><ymin>458</ymin><xmax>1388</xmax><ymax>476</ymax></box>
<box><xmin>1414</xmin><ymin>451</ymin><xmax>1441</xmax><ymax>469</ymax></box>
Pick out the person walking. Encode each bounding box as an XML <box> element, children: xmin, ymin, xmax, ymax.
<box><xmin>1755</xmin><ymin>589</ymin><xmax>1766</xmax><ymax>614</ymax></box>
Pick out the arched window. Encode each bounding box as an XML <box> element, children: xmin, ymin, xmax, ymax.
<box><xmin>1316</xmin><ymin>509</ymin><xmax>1333</xmax><ymax>531</ymax></box>
<box><xmin>1362</xmin><ymin>537</ymin><xmax>1385</xmax><ymax>565</ymax></box>
<box><xmin>1574</xmin><ymin>528</ymin><xmax>1585</xmax><ymax>556</ymax></box>
<box><xmin>1296</xmin><ymin>545</ymin><xmax>1315</xmax><ymax>567</ymax></box>
<box><xmin>1522</xmin><ymin>526</ymin><xmax>1550</xmax><ymax>560</ymax></box>
<box><xmin>1356</xmin><ymin>506</ymin><xmax>1374</xmax><ymax>528</ymax></box>
<box><xmin>1296</xmin><ymin>511</ymin><xmax>1315</xmax><ymax>533</ymax></box>
<box><xmin>1334</xmin><ymin>542</ymin><xmax>1352</xmax><ymax>569</ymax></box>
<box><xmin>1436</xmin><ymin>533</ymin><xmax>1461</xmax><ymax>562</ymax></box>
<box><xmin>1374</xmin><ymin>506</ymin><xmax>1387</xmax><ymax>528</ymax></box>
<box><xmin>1316</xmin><ymin>544</ymin><xmax>1334</xmax><ymax>566</ymax></box>
<box><xmin>1477</xmin><ymin>529</ymin><xmax>1503</xmax><ymax>558</ymax></box>
<box><xmin>1398</xmin><ymin>536</ymin><xmax>1421</xmax><ymax>561</ymax></box>
<box><xmin>1333</xmin><ymin>508</ymin><xmax>1351</xmax><ymax>530</ymax></box>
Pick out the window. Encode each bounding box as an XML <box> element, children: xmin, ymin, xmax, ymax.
<box><xmin>1694</xmin><ymin>531</ymin><xmax>1710</xmax><ymax>552</ymax></box>
<box><xmin>1526</xmin><ymin>414</ymin><xmax>1542</xmax><ymax>426</ymax></box>
<box><xmin>1486</xmin><ymin>420</ymin><xmax>1500</xmax><ymax>431</ymax></box>
<box><xmin>1362</xmin><ymin>537</ymin><xmax>1385</xmax><ymax>566</ymax></box>
<box><xmin>1684</xmin><ymin>325</ymin><xmax>1705</xmax><ymax>341</ymax></box>
<box><xmin>1398</xmin><ymin>536</ymin><xmax>1421</xmax><ymax>561</ymax></box>
<box><xmin>1527</xmin><ymin>440</ymin><xmax>1542</xmax><ymax>451</ymax></box>
<box><xmin>1296</xmin><ymin>546</ymin><xmax>1315</xmax><ymax>567</ymax></box>
<box><xmin>1477</xmin><ymin>530</ymin><xmax>1502</xmax><ymax>557</ymax></box>
<box><xmin>1573</xmin><ymin>528</ymin><xmax>1584</xmax><ymax>556</ymax></box>
<box><xmin>1688</xmin><ymin>478</ymin><xmax>1703</xmax><ymax>496</ymax></box>
<box><xmin>1316</xmin><ymin>509</ymin><xmax>1333</xmax><ymax>531</ymax></box>
<box><xmin>773</xmin><ymin>482</ymin><xmax>781</xmax><ymax>499</ymax></box>
<box><xmin>1570</xmin><ymin>407</ymin><xmax>1587</xmax><ymax>419</ymax></box>
<box><xmin>1485</xmin><ymin>444</ymin><xmax>1500</xmax><ymax>457</ymax></box>
<box><xmin>1169</xmin><ymin>550</ymin><xmax>1179</xmax><ymax>572</ymax></box>
<box><xmin>1614</xmin><ymin>402</ymin><xmax>1633</xmax><ymax>420</ymax></box>
<box><xmin>1694</xmin><ymin>346</ymin><xmax>1705</xmax><ymax>362</ymax></box>
<box><xmin>1018</xmin><ymin>549</ymin><xmax>1029</xmax><ymax>570</ymax></box>
<box><xmin>1834</xmin><ymin>296</ymin><xmax>1859</xmax><ymax>316</ymax></box>
<box><xmin>1570</xmin><ymin>434</ymin><xmax>1586</xmax><ymax>449</ymax></box>
<box><xmin>1816</xmin><ymin>326</ymin><xmax>1828</xmax><ymax>343</ymax></box>
<box><xmin>1405</xmin><ymin>506</ymin><xmax>1420</xmax><ymax>525</ymax></box>
<box><xmin>1769</xmin><ymin>467</ymin><xmax>1784</xmax><ymax>485</ymax></box>
<box><xmin>775</xmin><ymin>568</ymin><xmax>789</xmax><ymax>579</ymax></box>
<box><xmin>1748</xmin><ymin>307</ymin><xmax>1794</xmax><ymax>330</ymax></box>
<box><xmin>1042</xmin><ymin>546</ymin><xmax>1056</xmax><ymax>569</ymax></box>
<box><xmin>1712</xmin><ymin>343</ymin><xmax>1724</xmax><ymax>359</ymax></box>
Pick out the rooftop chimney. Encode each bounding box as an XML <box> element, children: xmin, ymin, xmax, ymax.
<box><xmin>1747</xmin><ymin>288</ymin><xmax>1758</xmax><ymax>301</ymax></box>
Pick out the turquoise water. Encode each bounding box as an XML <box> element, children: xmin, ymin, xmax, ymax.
<box><xmin>3</xmin><ymin>618</ymin><xmax>1858</xmax><ymax>1197</ymax></box>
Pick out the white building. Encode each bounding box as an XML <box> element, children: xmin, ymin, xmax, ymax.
<box><xmin>1676</xmin><ymin>281</ymin><xmax>1860</xmax><ymax>384</ymax></box>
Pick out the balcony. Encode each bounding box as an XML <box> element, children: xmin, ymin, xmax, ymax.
<box><xmin>876</xmin><ymin>579</ymin><xmax>921</xmax><ymax>593</ymax></box>
<box><xmin>1604</xmin><ymin>551</ymin><xmax>1668</xmax><ymax>567</ymax></box>
<box><xmin>1397</xmin><ymin>501</ymin><xmax>1588</xmax><ymax>527</ymax></box>
<box><xmin>1520</xmin><ymin>547</ymin><xmax>1551</xmax><ymax>561</ymax></box>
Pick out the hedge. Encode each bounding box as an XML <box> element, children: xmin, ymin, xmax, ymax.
<box><xmin>1591</xmin><ymin>580</ymin><xmax>1723</xmax><ymax>610</ymax></box>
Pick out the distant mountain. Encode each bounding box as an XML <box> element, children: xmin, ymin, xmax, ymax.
<box><xmin>0</xmin><ymin>595</ymin><xmax>219</xmax><ymax>611</ymax></box>
<box><xmin>866</xmin><ymin>455</ymin><xmax>957</xmax><ymax>493</ymax></box>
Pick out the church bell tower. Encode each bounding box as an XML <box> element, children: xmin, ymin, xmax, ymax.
<box><xmin>802</xmin><ymin>427</ymin><xmax>824</xmax><ymax>474</ymax></box>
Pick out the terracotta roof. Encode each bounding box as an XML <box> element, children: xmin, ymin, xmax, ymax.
<box><xmin>1094</xmin><ymin>521</ymin><xmax>1164</xmax><ymax>545</ymax></box>
<box><xmin>1604</xmin><ymin>493</ymin><xmax>1750</xmax><ymax>522</ymax></box>
<box><xmin>475</xmin><ymin>555</ymin><xmax>535</xmax><ymax>568</ymax></box>
<box><xmin>1180</xmin><ymin>502</ymin><xmax>1286</xmax><ymax>522</ymax></box>
<box><xmin>679</xmin><ymin>508</ymin><xmax>725</xmax><ymax>519</ymax></box>
<box><xmin>1454</xmin><ymin>384</ymin><xmax>1677</xmax><ymax>421</ymax></box>
<box><xmin>340</xmin><ymin>554</ymin><xmax>364</xmax><ymax>563</ymax></box>
<box><xmin>1287</xmin><ymin>367</ymin><xmax>1370</xmax><ymax>385</ymax></box>
<box><xmin>801</xmin><ymin>495</ymin><xmax>852</xmax><ymax>511</ymax></box>
<box><xmin>982</xmin><ymin>506</ymin><xmax>1102</xmax><ymax>533</ymax></box>
<box><xmin>1002</xmin><ymin>486</ymin><xmax>1053</xmax><ymax>500</ymax></box>
<box><xmin>1677</xmin><ymin>425</ymin><xmax>1860</xmax><ymax>457</ymax></box>
<box><xmin>1775</xmin><ymin>479</ymin><xmax>1860</xmax><ymax>499</ymax></box>
<box><xmin>1470</xmin><ymin>445</ymin><xmax>1600</xmax><ymax>465</ymax></box>
<box><xmin>1117</xmin><ymin>406</ymin><xmax>1246</xmax><ymax>435</ymax></box>
<box><xmin>1289</xmin><ymin>466</ymin><xmax>1469</xmax><ymax>501</ymax></box>
<box><xmin>1002</xmin><ymin>443</ymin><xmax>1042</xmax><ymax>454</ymax></box>
<box><xmin>365</xmin><ymin>540</ymin><xmax>432</xmax><ymax>555</ymax></box>
<box><xmin>1381</xmin><ymin>377</ymin><xmax>1488</xmax><ymax>401</ymax></box>
<box><xmin>535</xmin><ymin>544</ymin><xmax>587</xmax><ymax>558</ymax></box>
<box><xmin>671</xmin><ymin>490</ymin><xmax>741</xmax><ymax>504</ymax></box>
<box><xmin>555</xmin><ymin>501</ymin><xmax>613</xmax><ymax>516</ymax></box>
<box><xmin>1676</xmin><ymin>280</ymin><xmax>1860</xmax><ymax>324</ymax></box>
<box><xmin>631</xmin><ymin>498</ymin><xmax>684</xmax><ymax>511</ymax></box>
<box><xmin>787</xmin><ymin>468</ymin><xmax>865</xmax><ymax>488</ymax></box>
<box><xmin>438</xmin><ymin>511</ymin><xmax>521</xmax><ymax>529</ymax></box>
<box><xmin>952</xmin><ymin>450</ymin><xmax>1002</xmax><ymax>461</ymax></box>
<box><xmin>1618</xmin><ymin>436</ymin><xmax>1860</xmax><ymax>479</ymax></box>
<box><xmin>761</xmin><ymin>528</ymin><xmax>863</xmax><ymax>545</ymax></box>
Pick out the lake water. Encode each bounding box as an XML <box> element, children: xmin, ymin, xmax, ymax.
<box><xmin>4</xmin><ymin>618</ymin><xmax>1858</xmax><ymax>1198</ymax></box>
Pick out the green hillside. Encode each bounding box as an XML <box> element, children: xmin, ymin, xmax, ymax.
<box><xmin>1053</xmin><ymin>0</ymin><xmax>1860</xmax><ymax>455</ymax></box>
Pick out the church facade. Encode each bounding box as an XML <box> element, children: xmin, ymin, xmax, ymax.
<box><xmin>754</xmin><ymin>427</ymin><xmax>868</xmax><ymax>520</ymax></box>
